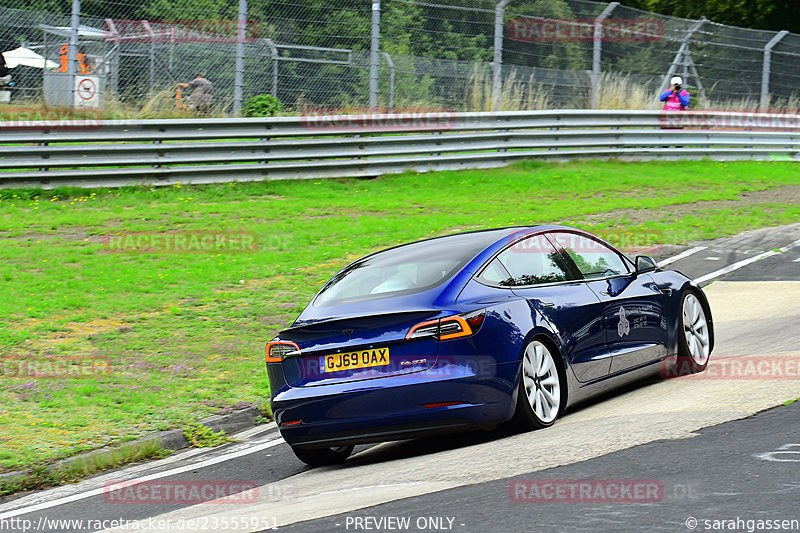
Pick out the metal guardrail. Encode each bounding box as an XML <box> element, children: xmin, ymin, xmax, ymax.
<box><xmin>1</xmin><ymin>110</ymin><xmax>799</xmax><ymax>189</ymax></box>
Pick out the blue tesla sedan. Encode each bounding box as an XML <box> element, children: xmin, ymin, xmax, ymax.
<box><xmin>265</xmin><ymin>226</ymin><xmax>713</xmax><ymax>466</ymax></box>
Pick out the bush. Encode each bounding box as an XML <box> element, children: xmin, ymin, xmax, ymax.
<box><xmin>241</xmin><ymin>94</ymin><xmax>284</xmax><ymax>117</ymax></box>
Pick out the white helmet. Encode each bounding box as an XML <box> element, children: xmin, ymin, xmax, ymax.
<box><xmin>670</xmin><ymin>76</ymin><xmax>683</xmax><ymax>85</ymax></box>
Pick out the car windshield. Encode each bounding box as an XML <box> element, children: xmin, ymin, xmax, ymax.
<box><xmin>314</xmin><ymin>232</ymin><xmax>500</xmax><ymax>307</ymax></box>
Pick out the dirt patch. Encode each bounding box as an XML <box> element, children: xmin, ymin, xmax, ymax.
<box><xmin>568</xmin><ymin>185</ymin><xmax>800</xmax><ymax>226</ymax></box>
<box><xmin>7</xmin><ymin>227</ymin><xmax>106</xmax><ymax>244</ymax></box>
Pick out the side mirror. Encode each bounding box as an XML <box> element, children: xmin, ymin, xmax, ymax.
<box><xmin>635</xmin><ymin>255</ymin><xmax>658</xmax><ymax>274</ymax></box>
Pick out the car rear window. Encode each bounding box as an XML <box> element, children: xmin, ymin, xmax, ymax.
<box><xmin>313</xmin><ymin>232</ymin><xmax>499</xmax><ymax>307</ymax></box>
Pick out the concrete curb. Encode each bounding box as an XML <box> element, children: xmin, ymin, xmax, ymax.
<box><xmin>0</xmin><ymin>406</ymin><xmax>266</xmax><ymax>487</ymax></box>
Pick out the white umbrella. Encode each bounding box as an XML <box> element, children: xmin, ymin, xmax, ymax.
<box><xmin>2</xmin><ymin>47</ymin><xmax>58</xmax><ymax>69</ymax></box>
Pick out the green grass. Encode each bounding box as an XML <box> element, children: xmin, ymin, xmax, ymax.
<box><xmin>1</xmin><ymin>159</ymin><xmax>799</xmax><ymax>472</ymax></box>
<box><xmin>0</xmin><ymin>438</ymin><xmax>170</xmax><ymax>498</ymax></box>
<box><xmin>184</xmin><ymin>423</ymin><xmax>234</xmax><ymax>448</ymax></box>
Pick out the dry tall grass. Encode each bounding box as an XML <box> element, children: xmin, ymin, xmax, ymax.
<box><xmin>466</xmin><ymin>66</ymin><xmax>554</xmax><ymax>111</ymax></box>
<box><xmin>596</xmin><ymin>72</ymin><xmax>661</xmax><ymax>110</ymax></box>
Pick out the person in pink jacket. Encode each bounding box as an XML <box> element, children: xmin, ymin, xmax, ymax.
<box><xmin>660</xmin><ymin>76</ymin><xmax>690</xmax><ymax>110</ymax></box>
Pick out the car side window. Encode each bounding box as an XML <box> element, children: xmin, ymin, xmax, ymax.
<box><xmin>479</xmin><ymin>258</ymin><xmax>514</xmax><ymax>286</ymax></box>
<box><xmin>487</xmin><ymin>234</ymin><xmax>574</xmax><ymax>286</ymax></box>
<box><xmin>548</xmin><ymin>232</ymin><xmax>629</xmax><ymax>279</ymax></box>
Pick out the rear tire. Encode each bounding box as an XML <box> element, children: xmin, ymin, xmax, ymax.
<box><xmin>291</xmin><ymin>444</ymin><xmax>354</xmax><ymax>466</ymax></box>
<box><xmin>510</xmin><ymin>339</ymin><xmax>565</xmax><ymax>431</ymax></box>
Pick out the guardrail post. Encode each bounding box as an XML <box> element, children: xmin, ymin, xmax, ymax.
<box><xmin>591</xmin><ymin>2</ymin><xmax>618</xmax><ymax>109</ymax></box>
<box><xmin>66</xmin><ymin>0</ymin><xmax>80</xmax><ymax>107</ymax></box>
<box><xmin>492</xmin><ymin>0</ymin><xmax>511</xmax><ymax>111</ymax></box>
<box><xmin>761</xmin><ymin>30</ymin><xmax>788</xmax><ymax>111</ymax></box>
<box><xmin>233</xmin><ymin>0</ymin><xmax>247</xmax><ymax>115</ymax></box>
<box><xmin>369</xmin><ymin>0</ymin><xmax>381</xmax><ymax>111</ymax></box>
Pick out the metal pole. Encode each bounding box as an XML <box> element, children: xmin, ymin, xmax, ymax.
<box><xmin>369</xmin><ymin>1</ymin><xmax>380</xmax><ymax>110</ymax></box>
<box><xmin>66</xmin><ymin>0</ymin><xmax>80</xmax><ymax>107</ymax></box>
<box><xmin>141</xmin><ymin>20</ymin><xmax>155</xmax><ymax>98</ymax></box>
<box><xmin>657</xmin><ymin>17</ymin><xmax>706</xmax><ymax>97</ymax></box>
<box><xmin>234</xmin><ymin>0</ymin><xmax>247</xmax><ymax>114</ymax></box>
<box><xmin>104</xmin><ymin>19</ymin><xmax>120</xmax><ymax>95</ymax></box>
<box><xmin>591</xmin><ymin>2</ymin><xmax>618</xmax><ymax>109</ymax></box>
<box><xmin>266</xmin><ymin>39</ymin><xmax>278</xmax><ymax>98</ymax></box>
<box><xmin>382</xmin><ymin>52</ymin><xmax>394</xmax><ymax>110</ymax></box>
<box><xmin>684</xmin><ymin>49</ymin><xmax>707</xmax><ymax>104</ymax></box>
<box><xmin>761</xmin><ymin>30</ymin><xmax>788</xmax><ymax>110</ymax></box>
<box><xmin>492</xmin><ymin>0</ymin><xmax>511</xmax><ymax>111</ymax></box>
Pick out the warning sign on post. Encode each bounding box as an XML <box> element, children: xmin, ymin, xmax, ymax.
<box><xmin>74</xmin><ymin>76</ymin><xmax>100</xmax><ymax>107</ymax></box>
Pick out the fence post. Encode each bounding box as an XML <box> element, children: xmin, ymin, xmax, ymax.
<box><xmin>234</xmin><ymin>0</ymin><xmax>247</xmax><ymax>115</ymax></box>
<box><xmin>369</xmin><ymin>0</ymin><xmax>381</xmax><ymax>110</ymax></box>
<box><xmin>591</xmin><ymin>2</ymin><xmax>618</xmax><ymax>109</ymax></box>
<box><xmin>66</xmin><ymin>0</ymin><xmax>80</xmax><ymax>107</ymax></box>
<box><xmin>761</xmin><ymin>30</ymin><xmax>788</xmax><ymax>111</ymax></box>
<box><xmin>104</xmin><ymin>19</ymin><xmax>120</xmax><ymax>95</ymax></box>
<box><xmin>382</xmin><ymin>52</ymin><xmax>395</xmax><ymax>110</ymax></box>
<box><xmin>146</xmin><ymin>21</ymin><xmax>155</xmax><ymax>98</ymax></box>
<box><xmin>263</xmin><ymin>39</ymin><xmax>278</xmax><ymax>98</ymax></box>
<box><xmin>492</xmin><ymin>0</ymin><xmax>511</xmax><ymax>112</ymax></box>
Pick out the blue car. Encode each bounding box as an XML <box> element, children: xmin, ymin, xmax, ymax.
<box><xmin>265</xmin><ymin>226</ymin><xmax>713</xmax><ymax>466</ymax></box>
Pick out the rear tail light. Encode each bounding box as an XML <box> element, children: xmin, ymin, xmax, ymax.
<box><xmin>266</xmin><ymin>340</ymin><xmax>300</xmax><ymax>363</ymax></box>
<box><xmin>406</xmin><ymin>309</ymin><xmax>485</xmax><ymax>341</ymax></box>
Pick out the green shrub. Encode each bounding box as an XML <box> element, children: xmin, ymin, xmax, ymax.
<box><xmin>241</xmin><ymin>94</ymin><xmax>284</xmax><ymax>117</ymax></box>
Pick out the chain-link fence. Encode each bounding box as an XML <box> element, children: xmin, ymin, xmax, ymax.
<box><xmin>1</xmin><ymin>0</ymin><xmax>799</xmax><ymax>114</ymax></box>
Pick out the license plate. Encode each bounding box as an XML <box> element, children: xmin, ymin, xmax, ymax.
<box><xmin>320</xmin><ymin>347</ymin><xmax>390</xmax><ymax>373</ymax></box>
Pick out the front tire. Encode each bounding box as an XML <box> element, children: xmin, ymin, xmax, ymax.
<box><xmin>510</xmin><ymin>339</ymin><xmax>564</xmax><ymax>431</ymax></box>
<box><xmin>677</xmin><ymin>291</ymin><xmax>711</xmax><ymax>373</ymax></box>
<box><xmin>291</xmin><ymin>444</ymin><xmax>354</xmax><ymax>466</ymax></box>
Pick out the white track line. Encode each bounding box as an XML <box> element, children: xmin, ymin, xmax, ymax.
<box><xmin>694</xmin><ymin>238</ymin><xmax>800</xmax><ymax>284</ymax></box>
<box><xmin>659</xmin><ymin>246</ymin><xmax>708</xmax><ymax>266</ymax></box>
<box><xmin>0</xmin><ymin>437</ymin><xmax>286</xmax><ymax>520</ymax></box>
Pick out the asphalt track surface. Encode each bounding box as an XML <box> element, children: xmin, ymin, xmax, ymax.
<box><xmin>1</xmin><ymin>223</ymin><xmax>798</xmax><ymax>533</ymax></box>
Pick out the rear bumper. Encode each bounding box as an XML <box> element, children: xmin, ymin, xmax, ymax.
<box><xmin>272</xmin><ymin>361</ymin><xmax>518</xmax><ymax>447</ymax></box>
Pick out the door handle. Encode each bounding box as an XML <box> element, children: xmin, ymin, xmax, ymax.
<box><xmin>538</xmin><ymin>301</ymin><xmax>555</xmax><ymax>308</ymax></box>
<box><xmin>599</xmin><ymin>291</ymin><xmax>611</xmax><ymax>296</ymax></box>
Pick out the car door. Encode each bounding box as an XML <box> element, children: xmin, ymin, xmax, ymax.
<box><xmin>547</xmin><ymin>231</ymin><xmax>668</xmax><ymax>373</ymax></box>
<box><xmin>480</xmin><ymin>233</ymin><xmax>612</xmax><ymax>382</ymax></box>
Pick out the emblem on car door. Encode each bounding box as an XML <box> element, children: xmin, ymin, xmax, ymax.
<box><xmin>617</xmin><ymin>307</ymin><xmax>631</xmax><ymax>337</ymax></box>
